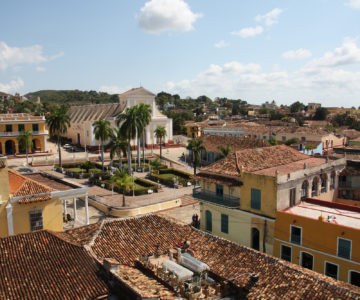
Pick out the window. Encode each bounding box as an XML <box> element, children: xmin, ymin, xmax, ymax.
<box><xmin>221</xmin><ymin>214</ymin><xmax>229</xmax><ymax>234</ymax></box>
<box><xmin>32</xmin><ymin>124</ymin><xmax>39</xmax><ymax>132</ymax></box>
<box><xmin>5</xmin><ymin>125</ymin><xmax>12</xmax><ymax>132</ymax></box>
<box><xmin>301</xmin><ymin>252</ymin><xmax>313</xmax><ymax>270</ymax></box>
<box><xmin>325</xmin><ymin>262</ymin><xmax>338</xmax><ymax>279</ymax></box>
<box><xmin>330</xmin><ymin>172</ymin><xmax>335</xmax><ymax>190</ymax></box>
<box><xmin>281</xmin><ymin>245</ymin><xmax>292</xmax><ymax>262</ymax></box>
<box><xmin>251</xmin><ymin>188</ymin><xmax>261</xmax><ymax>210</ymax></box>
<box><xmin>301</xmin><ymin>136</ymin><xmax>306</xmax><ymax>142</ymax></box>
<box><xmin>312</xmin><ymin>177</ymin><xmax>319</xmax><ymax>197</ymax></box>
<box><xmin>216</xmin><ymin>184</ymin><xmax>223</xmax><ymax>197</ymax></box>
<box><xmin>301</xmin><ymin>181</ymin><xmax>309</xmax><ymax>201</ymax></box>
<box><xmin>349</xmin><ymin>271</ymin><xmax>360</xmax><ymax>287</ymax></box>
<box><xmin>30</xmin><ymin>210</ymin><xmax>43</xmax><ymax>231</ymax></box>
<box><xmin>251</xmin><ymin>228</ymin><xmax>260</xmax><ymax>250</ymax></box>
<box><xmin>338</xmin><ymin>238</ymin><xmax>351</xmax><ymax>259</ymax></box>
<box><xmin>289</xmin><ymin>188</ymin><xmax>296</xmax><ymax>207</ymax></box>
<box><xmin>18</xmin><ymin>124</ymin><xmax>25</xmax><ymax>132</ymax></box>
<box><xmin>321</xmin><ymin>174</ymin><xmax>327</xmax><ymax>193</ymax></box>
<box><xmin>205</xmin><ymin>210</ymin><xmax>212</xmax><ymax>232</ymax></box>
<box><xmin>290</xmin><ymin>225</ymin><xmax>302</xmax><ymax>245</ymax></box>
<box><xmin>282</xmin><ymin>136</ymin><xmax>286</xmax><ymax>142</ymax></box>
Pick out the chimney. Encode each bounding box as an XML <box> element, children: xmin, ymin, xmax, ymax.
<box><xmin>103</xmin><ymin>258</ymin><xmax>120</xmax><ymax>272</ymax></box>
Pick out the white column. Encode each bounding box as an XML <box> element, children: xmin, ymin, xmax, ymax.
<box><xmin>73</xmin><ymin>198</ymin><xmax>77</xmax><ymax>221</ymax></box>
<box><xmin>127</xmin><ymin>99</ymin><xmax>130</xmax><ymax>108</ymax></box>
<box><xmin>85</xmin><ymin>194</ymin><xmax>89</xmax><ymax>225</ymax></box>
<box><xmin>152</xmin><ymin>99</ymin><xmax>155</xmax><ymax>117</ymax></box>
<box><xmin>64</xmin><ymin>199</ymin><xmax>67</xmax><ymax>216</ymax></box>
<box><xmin>165</xmin><ymin>125</ymin><xmax>169</xmax><ymax>143</ymax></box>
<box><xmin>44</xmin><ymin>136</ymin><xmax>47</xmax><ymax>152</ymax></box>
<box><xmin>134</xmin><ymin>99</ymin><xmax>137</xmax><ymax>105</ymax></box>
<box><xmin>6</xmin><ymin>202</ymin><xmax>14</xmax><ymax>236</ymax></box>
<box><xmin>146</xmin><ymin>125</ymin><xmax>151</xmax><ymax>145</ymax></box>
<box><xmin>169</xmin><ymin>119</ymin><xmax>173</xmax><ymax>140</ymax></box>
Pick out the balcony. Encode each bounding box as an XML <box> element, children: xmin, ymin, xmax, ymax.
<box><xmin>0</xmin><ymin>130</ymin><xmax>48</xmax><ymax>137</ymax></box>
<box><xmin>338</xmin><ymin>181</ymin><xmax>353</xmax><ymax>188</ymax></box>
<box><xmin>193</xmin><ymin>187</ymin><xmax>240</xmax><ymax>208</ymax></box>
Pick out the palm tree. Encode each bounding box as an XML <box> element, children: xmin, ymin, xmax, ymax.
<box><xmin>46</xmin><ymin>106</ymin><xmax>70</xmax><ymax>168</ymax></box>
<box><xmin>186</xmin><ymin>138</ymin><xmax>206</xmax><ymax>175</ymax></box>
<box><xmin>17</xmin><ymin>130</ymin><xmax>33</xmax><ymax>165</ymax></box>
<box><xmin>110</xmin><ymin>169</ymin><xmax>134</xmax><ymax>207</ymax></box>
<box><xmin>218</xmin><ymin>144</ymin><xmax>231</xmax><ymax>159</ymax></box>
<box><xmin>116</xmin><ymin>106</ymin><xmax>141</xmax><ymax>175</ymax></box>
<box><xmin>154</xmin><ymin>125</ymin><xmax>167</xmax><ymax>159</ymax></box>
<box><xmin>136</xmin><ymin>103</ymin><xmax>152</xmax><ymax>167</ymax></box>
<box><xmin>106</xmin><ymin>128</ymin><xmax>127</xmax><ymax>169</ymax></box>
<box><xmin>93</xmin><ymin>118</ymin><xmax>112</xmax><ymax>171</ymax></box>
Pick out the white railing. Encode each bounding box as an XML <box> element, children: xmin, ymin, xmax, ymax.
<box><xmin>0</xmin><ymin>130</ymin><xmax>48</xmax><ymax>137</ymax></box>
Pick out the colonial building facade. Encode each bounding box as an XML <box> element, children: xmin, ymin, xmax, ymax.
<box><xmin>65</xmin><ymin>87</ymin><xmax>173</xmax><ymax>150</ymax></box>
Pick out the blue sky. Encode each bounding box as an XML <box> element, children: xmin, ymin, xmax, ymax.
<box><xmin>1</xmin><ymin>0</ymin><xmax>360</xmax><ymax>106</ymax></box>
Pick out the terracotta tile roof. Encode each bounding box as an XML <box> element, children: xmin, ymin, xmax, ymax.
<box><xmin>0</xmin><ymin>230</ymin><xmax>108</xmax><ymax>299</ymax></box>
<box><xmin>199</xmin><ymin>145</ymin><xmax>318</xmax><ymax>177</ymax></box>
<box><xmin>24</xmin><ymin>173</ymin><xmax>73</xmax><ymax>191</ymax></box>
<box><xmin>200</xmin><ymin>135</ymin><xmax>269</xmax><ymax>153</ymax></box>
<box><xmin>8</xmin><ymin>169</ymin><xmax>54</xmax><ymax>204</ymax></box>
<box><xmin>63</xmin><ymin>215</ymin><xmax>360</xmax><ymax>299</ymax></box>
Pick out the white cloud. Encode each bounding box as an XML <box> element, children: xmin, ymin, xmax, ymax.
<box><xmin>162</xmin><ymin>44</ymin><xmax>360</xmax><ymax>106</ymax></box>
<box><xmin>255</xmin><ymin>8</ymin><xmax>283</xmax><ymax>27</ymax></box>
<box><xmin>231</xmin><ymin>26</ymin><xmax>264</xmax><ymax>38</ymax></box>
<box><xmin>214</xmin><ymin>40</ymin><xmax>229</xmax><ymax>48</ymax></box>
<box><xmin>98</xmin><ymin>85</ymin><xmax>132</xmax><ymax>94</ymax></box>
<box><xmin>0</xmin><ymin>78</ymin><xmax>24</xmax><ymax>93</ymax></box>
<box><xmin>282</xmin><ymin>48</ymin><xmax>312</xmax><ymax>59</ymax></box>
<box><xmin>137</xmin><ymin>0</ymin><xmax>202</xmax><ymax>34</ymax></box>
<box><xmin>302</xmin><ymin>39</ymin><xmax>360</xmax><ymax>73</ymax></box>
<box><xmin>346</xmin><ymin>0</ymin><xmax>360</xmax><ymax>9</ymax></box>
<box><xmin>36</xmin><ymin>66</ymin><xmax>46</xmax><ymax>72</ymax></box>
<box><xmin>0</xmin><ymin>41</ymin><xmax>63</xmax><ymax>70</ymax></box>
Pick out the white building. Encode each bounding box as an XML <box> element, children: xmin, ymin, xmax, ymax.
<box><xmin>65</xmin><ymin>87</ymin><xmax>173</xmax><ymax>150</ymax></box>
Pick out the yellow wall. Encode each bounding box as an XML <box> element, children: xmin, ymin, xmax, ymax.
<box><xmin>185</xmin><ymin>125</ymin><xmax>201</xmax><ymax>138</ymax></box>
<box><xmin>274</xmin><ymin>211</ymin><xmax>360</xmax><ymax>283</ymax></box>
<box><xmin>0</xmin><ymin>158</ymin><xmax>10</xmax><ymax>237</ymax></box>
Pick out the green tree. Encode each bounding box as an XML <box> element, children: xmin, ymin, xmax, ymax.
<box><xmin>218</xmin><ymin>145</ymin><xmax>231</xmax><ymax>158</ymax></box>
<box><xmin>116</xmin><ymin>106</ymin><xmax>141</xmax><ymax>175</ymax></box>
<box><xmin>290</xmin><ymin>101</ymin><xmax>305</xmax><ymax>113</ymax></box>
<box><xmin>93</xmin><ymin>118</ymin><xmax>112</xmax><ymax>171</ymax></box>
<box><xmin>313</xmin><ymin>107</ymin><xmax>329</xmax><ymax>120</ymax></box>
<box><xmin>136</xmin><ymin>103</ymin><xmax>152</xmax><ymax>167</ymax></box>
<box><xmin>268</xmin><ymin>136</ymin><xmax>278</xmax><ymax>145</ymax></box>
<box><xmin>150</xmin><ymin>157</ymin><xmax>162</xmax><ymax>171</ymax></box>
<box><xmin>17</xmin><ymin>130</ymin><xmax>33</xmax><ymax>164</ymax></box>
<box><xmin>285</xmin><ymin>138</ymin><xmax>299</xmax><ymax>146</ymax></box>
<box><xmin>154</xmin><ymin>126</ymin><xmax>167</xmax><ymax>159</ymax></box>
<box><xmin>186</xmin><ymin>138</ymin><xmax>206</xmax><ymax>175</ymax></box>
<box><xmin>106</xmin><ymin>128</ymin><xmax>127</xmax><ymax>169</ymax></box>
<box><xmin>46</xmin><ymin>106</ymin><xmax>70</xmax><ymax>168</ymax></box>
<box><xmin>110</xmin><ymin>169</ymin><xmax>134</xmax><ymax>207</ymax></box>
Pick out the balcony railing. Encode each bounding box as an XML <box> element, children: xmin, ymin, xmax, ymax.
<box><xmin>0</xmin><ymin>130</ymin><xmax>48</xmax><ymax>137</ymax></box>
<box><xmin>193</xmin><ymin>187</ymin><xmax>240</xmax><ymax>208</ymax></box>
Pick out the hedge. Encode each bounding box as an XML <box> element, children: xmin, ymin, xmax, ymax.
<box><xmin>149</xmin><ymin>168</ymin><xmax>193</xmax><ymax>187</ymax></box>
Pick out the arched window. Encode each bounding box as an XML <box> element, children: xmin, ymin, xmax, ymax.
<box><xmin>330</xmin><ymin>171</ymin><xmax>336</xmax><ymax>190</ymax></box>
<box><xmin>251</xmin><ymin>228</ymin><xmax>260</xmax><ymax>251</ymax></box>
<box><xmin>301</xmin><ymin>181</ymin><xmax>309</xmax><ymax>201</ymax></box>
<box><xmin>321</xmin><ymin>174</ymin><xmax>328</xmax><ymax>193</ymax></box>
<box><xmin>312</xmin><ymin>177</ymin><xmax>319</xmax><ymax>197</ymax></box>
<box><xmin>205</xmin><ymin>210</ymin><xmax>212</xmax><ymax>232</ymax></box>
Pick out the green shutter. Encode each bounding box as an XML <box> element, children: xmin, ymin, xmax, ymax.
<box><xmin>221</xmin><ymin>214</ymin><xmax>228</xmax><ymax>233</ymax></box>
<box><xmin>251</xmin><ymin>189</ymin><xmax>261</xmax><ymax>210</ymax></box>
<box><xmin>338</xmin><ymin>238</ymin><xmax>351</xmax><ymax>259</ymax></box>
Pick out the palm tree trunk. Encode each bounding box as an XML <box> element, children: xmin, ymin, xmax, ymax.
<box><xmin>137</xmin><ymin>129</ymin><xmax>140</xmax><ymax>167</ymax></box>
<box><xmin>25</xmin><ymin>140</ymin><xmax>28</xmax><ymax>165</ymax></box>
<box><xmin>127</xmin><ymin>140</ymin><xmax>132</xmax><ymax>175</ymax></box>
<box><xmin>160</xmin><ymin>137</ymin><xmax>162</xmax><ymax>159</ymax></box>
<box><xmin>101</xmin><ymin>142</ymin><xmax>104</xmax><ymax>171</ymax></box>
<box><xmin>120</xmin><ymin>152</ymin><xmax>123</xmax><ymax>169</ymax></box>
<box><xmin>122</xmin><ymin>193</ymin><xmax>126</xmax><ymax>207</ymax></box>
<box><xmin>142</xmin><ymin>130</ymin><xmax>146</xmax><ymax>165</ymax></box>
<box><xmin>58</xmin><ymin>135</ymin><xmax>62</xmax><ymax>168</ymax></box>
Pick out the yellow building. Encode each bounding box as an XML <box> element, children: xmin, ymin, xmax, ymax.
<box><xmin>274</xmin><ymin>199</ymin><xmax>360</xmax><ymax>287</ymax></box>
<box><xmin>193</xmin><ymin>145</ymin><xmax>345</xmax><ymax>255</ymax></box>
<box><xmin>0</xmin><ymin>156</ymin><xmax>89</xmax><ymax>237</ymax></box>
<box><xmin>185</xmin><ymin>121</ymin><xmax>202</xmax><ymax>138</ymax></box>
<box><xmin>0</xmin><ymin>113</ymin><xmax>48</xmax><ymax>155</ymax></box>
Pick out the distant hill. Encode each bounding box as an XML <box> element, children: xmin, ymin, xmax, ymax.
<box><xmin>25</xmin><ymin>90</ymin><xmax>119</xmax><ymax>105</ymax></box>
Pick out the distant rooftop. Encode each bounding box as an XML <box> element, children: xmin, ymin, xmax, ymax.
<box><xmin>282</xmin><ymin>199</ymin><xmax>360</xmax><ymax>230</ymax></box>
